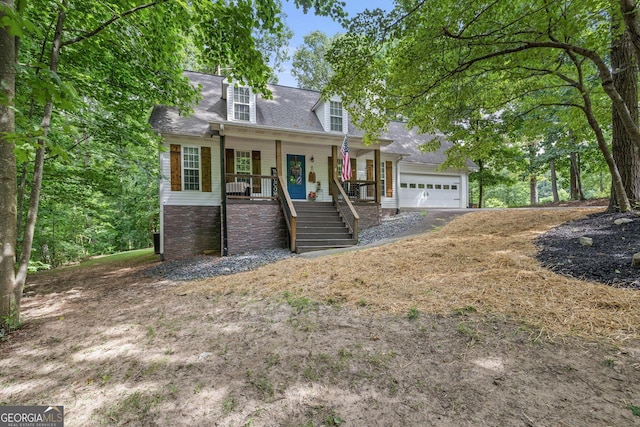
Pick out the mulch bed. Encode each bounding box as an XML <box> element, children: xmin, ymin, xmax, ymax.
<box><xmin>536</xmin><ymin>211</ymin><xmax>640</xmax><ymax>289</ymax></box>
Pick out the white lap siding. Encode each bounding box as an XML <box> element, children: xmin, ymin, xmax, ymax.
<box><xmin>159</xmin><ymin>136</ymin><xmax>222</xmax><ymax>207</ymax></box>
<box><xmin>159</xmin><ymin>135</ymin><xmax>221</xmax><ymax>258</ymax></box>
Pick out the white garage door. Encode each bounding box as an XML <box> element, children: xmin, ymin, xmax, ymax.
<box><xmin>399</xmin><ymin>174</ymin><xmax>461</xmax><ymax>208</ymax></box>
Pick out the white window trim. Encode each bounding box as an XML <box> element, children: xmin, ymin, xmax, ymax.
<box><xmin>182</xmin><ymin>145</ymin><xmax>201</xmax><ymax>191</ymax></box>
<box><xmin>329</xmin><ymin>100</ymin><xmax>343</xmax><ymax>132</ymax></box>
<box><xmin>233</xmin><ymin>87</ymin><xmax>251</xmax><ymax>121</ymax></box>
<box><xmin>235</xmin><ymin>149</ymin><xmax>252</xmax><ymax>184</ymax></box>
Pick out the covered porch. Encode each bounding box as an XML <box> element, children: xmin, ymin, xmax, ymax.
<box><xmin>222</xmin><ymin>139</ymin><xmax>383</xmax><ymax>205</ymax></box>
<box><xmin>216</xmin><ymin>124</ymin><xmax>388</xmax><ymax>254</ymax></box>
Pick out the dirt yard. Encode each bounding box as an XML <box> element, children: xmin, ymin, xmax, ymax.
<box><xmin>1</xmin><ymin>208</ymin><xmax>640</xmax><ymax>426</ymax></box>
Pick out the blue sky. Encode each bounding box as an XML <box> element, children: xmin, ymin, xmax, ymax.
<box><xmin>276</xmin><ymin>0</ymin><xmax>395</xmax><ymax>87</ymax></box>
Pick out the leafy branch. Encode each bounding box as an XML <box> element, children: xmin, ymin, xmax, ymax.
<box><xmin>61</xmin><ymin>1</ymin><xmax>164</xmax><ymax>46</ymax></box>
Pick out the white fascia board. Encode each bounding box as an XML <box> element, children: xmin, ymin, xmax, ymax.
<box><xmin>157</xmin><ymin>131</ymin><xmax>214</xmax><ymax>141</ymax></box>
<box><xmin>211</xmin><ymin>121</ymin><xmax>393</xmax><ymax>148</ymax></box>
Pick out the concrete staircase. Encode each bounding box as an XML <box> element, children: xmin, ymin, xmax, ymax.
<box><xmin>293</xmin><ymin>201</ymin><xmax>357</xmax><ymax>254</ymax></box>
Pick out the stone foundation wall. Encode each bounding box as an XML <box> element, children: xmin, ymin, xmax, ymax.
<box><xmin>354</xmin><ymin>204</ymin><xmax>382</xmax><ymax>229</ymax></box>
<box><xmin>226</xmin><ymin>201</ymin><xmax>288</xmax><ymax>254</ymax></box>
<box><xmin>163</xmin><ymin>205</ymin><xmax>221</xmax><ymax>259</ymax></box>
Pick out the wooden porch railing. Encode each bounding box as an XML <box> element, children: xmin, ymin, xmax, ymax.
<box><xmin>277</xmin><ymin>175</ymin><xmax>298</xmax><ymax>252</ymax></box>
<box><xmin>331</xmin><ymin>177</ymin><xmax>359</xmax><ymax>242</ymax></box>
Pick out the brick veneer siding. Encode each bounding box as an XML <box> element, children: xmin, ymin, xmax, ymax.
<box><xmin>226</xmin><ymin>200</ymin><xmax>288</xmax><ymax>254</ymax></box>
<box><xmin>354</xmin><ymin>203</ymin><xmax>381</xmax><ymax>229</ymax></box>
<box><xmin>163</xmin><ymin>205</ymin><xmax>221</xmax><ymax>259</ymax></box>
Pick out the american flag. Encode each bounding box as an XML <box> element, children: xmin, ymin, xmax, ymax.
<box><xmin>340</xmin><ymin>136</ymin><xmax>352</xmax><ymax>182</ymax></box>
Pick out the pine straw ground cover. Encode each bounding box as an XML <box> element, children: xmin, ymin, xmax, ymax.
<box><xmin>182</xmin><ymin>208</ymin><xmax>640</xmax><ymax>344</ymax></box>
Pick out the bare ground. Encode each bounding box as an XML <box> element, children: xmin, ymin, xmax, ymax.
<box><xmin>1</xmin><ymin>208</ymin><xmax>640</xmax><ymax>426</ymax></box>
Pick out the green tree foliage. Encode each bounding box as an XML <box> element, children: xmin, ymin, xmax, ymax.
<box><xmin>186</xmin><ymin>0</ymin><xmax>295</xmax><ymax>84</ymax></box>
<box><xmin>326</xmin><ymin>0</ymin><xmax>640</xmax><ymax>209</ymax></box>
<box><xmin>291</xmin><ymin>30</ymin><xmax>336</xmax><ymax>90</ymax></box>
<box><xmin>0</xmin><ymin>0</ymin><xmax>345</xmax><ymax>328</ymax></box>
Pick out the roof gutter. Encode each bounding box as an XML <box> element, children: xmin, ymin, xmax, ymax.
<box><xmin>209</xmin><ymin>121</ymin><xmax>394</xmax><ymax>148</ymax></box>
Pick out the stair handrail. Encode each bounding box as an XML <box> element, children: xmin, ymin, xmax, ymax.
<box><xmin>278</xmin><ymin>175</ymin><xmax>297</xmax><ymax>252</ymax></box>
<box><xmin>331</xmin><ymin>177</ymin><xmax>359</xmax><ymax>242</ymax></box>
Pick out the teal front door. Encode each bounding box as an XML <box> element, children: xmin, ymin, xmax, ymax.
<box><xmin>287</xmin><ymin>154</ymin><xmax>306</xmax><ymax>199</ymax></box>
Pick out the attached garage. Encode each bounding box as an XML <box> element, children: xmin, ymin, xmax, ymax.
<box><xmin>381</xmin><ymin>124</ymin><xmax>477</xmax><ymax>210</ymax></box>
<box><xmin>399</xmin><ymin>173</ymin><xmax>462</xmax><ymax>208</ymax></box>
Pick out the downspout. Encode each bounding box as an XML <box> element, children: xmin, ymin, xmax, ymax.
<box><xmin>395</xmin><ymin>156</ymin><xmax>401</xmax><ymax>214</ymax></box>
<box><xmin>158</xmin><ymin>148</ymin><xmax>165</xmax><ymax>261</ymax></box>
<box><xmin>217</xmin><ymin>127</ymin><xmax>228</xmax><ymax>256</ymax></box>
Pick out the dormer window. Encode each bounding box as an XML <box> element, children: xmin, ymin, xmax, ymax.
<box><xmin>234</xmin><ymin>87</ymin><xmax>251</xmax><ymax>121</ymax></box>
<box><xmin>225</xmin><ymin>82</ymin><xmax>256</xmax><ymax>123</ymax></box>
<box><xmin>330</xmin><ymin>101</ymin><xmax>343</xmax><ymax>132</ymax></box>
<box><xmin>312</xmin><ymin>96</ymin><xmax>347</xmax><ymax>132</ymax></box>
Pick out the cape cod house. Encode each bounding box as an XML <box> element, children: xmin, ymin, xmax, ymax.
<box><xmin>150</xmin><ymin>71</ymin><xmax>474</xmax><ymax>259</ymax></box>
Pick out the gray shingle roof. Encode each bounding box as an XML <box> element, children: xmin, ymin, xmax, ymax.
<box><xmin>382</xmin><ymin>123</ymin><xmax>459</xmax><ymax>166</ymax></box>
<box><xmin>149</xmin><ymin>71</ymin><xmax>475</xmax><ymax>169</ymax></box>
<box><xmin>382</xmin><ymin>122</ymin><xmax>477</xmax><ymax>169</ymax></box>
<box><xmin>149</xmin><ymin>73</ymin><xmax>226</xmax><ymax>137</ymax></box>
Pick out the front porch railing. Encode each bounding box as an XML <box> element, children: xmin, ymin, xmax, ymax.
<box><xmin>225</xmin><ymin>174</ymin><xmax>377</xmax><ymax>203</ymax></box>
<box><xmin>331</xmin><ymin>177</ymin><xmax>359</xmax><ymax>242</ymax></box>
<box><xmin>341</xmin><ymin>180</ymin><xmax>377</xmax><ymax>202</ymax></box>
<box><xmin>277</xmin><ymin>175</ymin><xmax>297</xmax><ymax>252</ymax></box>
<box><xmin>225</xmin><ymin>174</ymin><xmax>278</xmax><ymax>200</ymax></box>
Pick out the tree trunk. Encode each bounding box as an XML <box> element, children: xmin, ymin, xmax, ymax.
<box><xmin>570</xmin><ymin>153</ymin><xmax>578</xmax><ymax>200</ymax></box>
<box><xmin>477</xmin><ymin>159</ymin><xmax>484</xmax><ymax>208</ymax></box>
<box><xmin>16</xmin><ymin>163</ymin><xmax>27</xmax><ymax>248</ymax></box>
<box><xmin>569</xmin><ymin>152</ymin><xmax>578</xmax><ymax>200</ymax></box>
<box><xmin>14</xmin><ymin>4</ymin><xmax>67</xmax><ymax>317</ymax></box>
<box><xmin>582</xmin><ymin>105</ymin><xmax>630</xmax><ymax>211</ymax></box>
<box><xmin>565</xmin><ymin>50</ymin><xmax>631</xmax><ymax>211</ymax></box>
<box><xmin>570</xmin><ymin>152</ymin><xmax>585</xmax><ymax>200</ymax></box>
<box><xmin>550</xmin><ymin>159</ymin><xmax>559</xmax><ymax>203</ymax></box>
<box><xmin>581</xmin><ymin>89</ymin><xmax>630</xmax><ymax>210</ymax></box>
<box><xmin>620</xmin><ymin>0</ymin><xmax>640</xmax><ymax>68</ymax></box>
<box><xmin>0</xmin><ymin>0</ymin><xmax>17</xmax><ymax>328</ymax></box>
<box><xmin>576</xmin><ymin>153</ymin><xmax>585</xmax><ymax>200</ymax></box>
<box><xmin>529</xmin><ymin>174</ymin><xmax>538</xmax><ymax>205</ymax></box>
<box><xmin>611</xmin><ymin>28</ymin><xmax>640</xmax><ymax>209</ymax></box>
